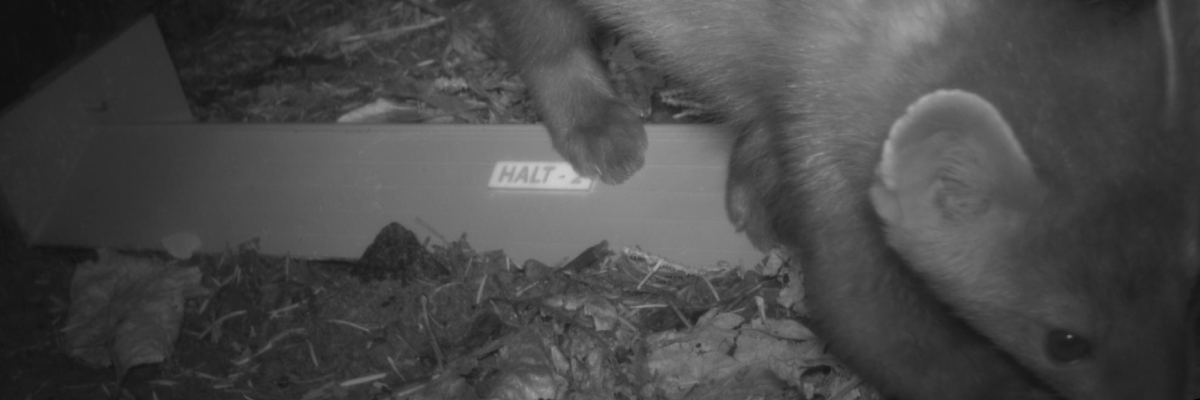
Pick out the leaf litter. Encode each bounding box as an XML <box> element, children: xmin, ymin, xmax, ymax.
<box><xmin>3</xmin><ymin>221</ymin><xmax>879</xmax><ymax>400</ymax></box>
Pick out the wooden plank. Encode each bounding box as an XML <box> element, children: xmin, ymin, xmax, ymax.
<box><xmin>37</xmin><ymin>123</ymin><xmax>764</xmax><ymax>268</ymax></box>
<box><xmin>0</xmin><ymin>14</ymin><xmax>766</xmax><ymax>267</ymax></box>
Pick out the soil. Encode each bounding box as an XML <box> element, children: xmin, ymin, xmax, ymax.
<box><xmin>160</xmin><ymin>0</ymin><xmax>702</xmax><ymax>125</ymax></box>
<box><xmin>0</xmin><ymin>220</ymin><xmax>863</xmax><ymax>400</ymax></box>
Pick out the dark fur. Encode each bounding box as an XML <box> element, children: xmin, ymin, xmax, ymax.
<box><xmin>488</xmin><ymin>0</ymin><xmax>1199</xmax><ymax>398</ymax></box>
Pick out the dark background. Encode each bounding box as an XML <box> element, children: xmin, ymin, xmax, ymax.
<box><xmin>0</xmin><ymin>0</ymin><xmax>230</xmax><ymax>113</ymax></box>
<box><xmin>0</xmin><ymin>0</ymin><xmax>152</xmax><ymax>247</ymax></box>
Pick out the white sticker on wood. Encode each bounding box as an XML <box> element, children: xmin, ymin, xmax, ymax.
<box><xmin>488</xmin><ymin>161</ymin><xmax>594</xmax><ymax>191</ymax></box>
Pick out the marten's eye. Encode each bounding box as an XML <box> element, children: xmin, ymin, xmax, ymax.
<box><xmin>1045</xmin><ymin>329</ymin><xmax>1092</xmax><ymax>363</ymax></box>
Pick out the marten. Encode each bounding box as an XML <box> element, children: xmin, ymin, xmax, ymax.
<box><xmin>488</xmin><ymin>0</ymin><xmax>1199</xmax><ymax>398</ymax></box>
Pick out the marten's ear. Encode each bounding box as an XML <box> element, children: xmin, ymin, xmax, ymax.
<box><xmin>869</xmin><ymin>89</ymin><xmax>1041</xmax><ymax>234</ymax></box>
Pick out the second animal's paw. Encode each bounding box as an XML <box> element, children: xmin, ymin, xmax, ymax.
<box><xmin>726</xmin><ymin>180</ymin><xmax>778</xmax><ymax>251</ymax></box>
<box><xmin>554</xmin><ymin>99</ymin><xmax>647</xmax><ymax>184</ymax></box>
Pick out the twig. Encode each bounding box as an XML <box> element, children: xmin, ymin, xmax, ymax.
<box><xmin>387</xmin><ymin>356</ymin><xmax>404</xmax><ymax>380</ymax></box>
<box><xmin>232</xmin><ymin>328</ymin><xmax>306</xmax><ymax>366</ymax></box>
<box><xmin>339</xmin><ymin>17</ymin><xmax>446</xmax><ymax>43</ymax></box>
<box><xmin>413</xmin><ymin>217</ymin><xmax>450</xmax><ymax>246</ymax></box>
<box><xmin>637</xmin><ymin>260</ymin><xmax>664</xmax><ymax>290</ymax></box>
<box><xmin>475</xmin><ymin>274</ymin><xmax>488</xmax><ymax>304</ymax></box>
<box><xmin>306</xmin><ymin>339</ymin><xmax>320</xmax><ymax>368</ymax></box>
<box><xmin>615</xmin><ymin>314</ymin><xmax>639</xmax><ymax>334</ymax></box>
<box><xmin>622</xmin><ymin>247</ymin><xmax>689</xmax><ymax>272</ymax></box>
<box><xmin>327</xmin><ymin>319</ymin><xmax>373</xmax><ymax>333</ymax></box>
<box><xmin>184</xmin><ymin>310</ymin><xmax>245</xmax><ymax>342</ymax></box>
<box><xmin>431</xmin><ymin>282</ymin><xmax>462</xmax><ymax>303</ymax></box>
<box><xmin>670</xmin><ymin>304</ymin><xmax>693</xmax><ymax>330</ymax></box>
<box><xmin>197</xmin><ymin>296</ymin><xmax>211</xmax><ymax>315</ymax></box>
<box><xmin>339</xmin><ymin>372</ymin><xmax>388</xmax><ymax>387</ymax></box>
<box><xmin>420</xmin><ymin>296</ymin><xmax>444</xmax><ymax>369</ymax></box>
<box><xmin>628</xmin><ymin>304</ymin><xmax>667</xmax><ymax>310</ymax></box>
<box><xmin>702</xmin><ymin>274</ymin><xmax>721</xmax><ymax>302</ymax></box>
<box><xmin>269</xmin><ymin>302</ymin><xmax>302</xmax><ymax>319</ymax></box>
<box><xmin>393</xmin><ymin>379</ymin><xmax>431</xmax><ymax>398</ymax></box>
<box><xmin>514</xmin><ymin>280</ymin><xmax>540</xmax><ymax>297</ymax></box>
<box><xmin>755</xmin><ymin>296</ymin><xmax>768</xmax><ymax>322</ymax></box>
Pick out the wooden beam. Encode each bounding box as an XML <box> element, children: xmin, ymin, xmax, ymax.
<box><xmin>38</xmin><ymin>123</ymin><xmax>762</xmax><ymax>268</ymax></box>
<box><xmin>1</xmin><ymin>15</ymin><xmax>764</xmax><ymax>268</ymax></box>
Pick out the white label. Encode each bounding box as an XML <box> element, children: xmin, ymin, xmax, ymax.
<box><xmin>488</xmin><ymin>161</ymin><xmax>594</xmax><ymax>191</ymax></box>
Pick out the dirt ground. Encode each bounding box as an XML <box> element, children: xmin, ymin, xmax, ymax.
<box><xmin>161</xmin><ymin>0</ymin><xmax>704</xmax><ymax>125</ymax></box>
<box><xmin>0</xmin><ymin>222</ymin><xmax>866</xmax><ymax>400</ymax></box>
